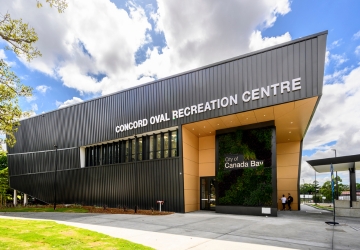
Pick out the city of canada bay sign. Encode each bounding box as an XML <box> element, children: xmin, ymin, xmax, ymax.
<box><xmin>115</xmin><ymin>78</ymin><xmax>302</xmax><ymax>133</ymax></box>
<box><xmin>224</xmin><ymin>154</ymin><xmax>264</xmax><ymax>170</ymax></box>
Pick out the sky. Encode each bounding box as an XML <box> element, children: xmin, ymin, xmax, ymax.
<box><xmin>1</xmin><ymin>0</ymin><xmax>359</xmax><ymax>186</ymax></box>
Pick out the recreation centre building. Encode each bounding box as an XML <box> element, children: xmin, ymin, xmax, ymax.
<box><xmin>7</xmin><ymin>31</ymin><xmax>327</xmax><ymax>216</ymax></box>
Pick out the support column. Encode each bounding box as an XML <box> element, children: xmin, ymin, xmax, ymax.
<box><xmin>13</xmin><ymin>190</ymin><xmax>17</xmax><ymax>206</ymax></box>
<box><xmin>24</xmin><ymin>194</ymin><xmax>28</xmax><ymax>206</ymax></box>
<box><xmin>349</xmin><ymin>163</ymin><xmax>356</xmax><ymax>207</ymax></box>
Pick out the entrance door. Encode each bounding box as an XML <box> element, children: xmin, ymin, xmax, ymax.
<box><xmin>200</xmin><ymin>177</ymin><xmax>216</xmax><ymax>210</ymax></box>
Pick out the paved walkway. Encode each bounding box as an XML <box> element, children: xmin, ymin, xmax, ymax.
<box><xmin>1</xmin><ymin>205</ymin><xmax>360</xmax><ymax>250</ymax></box>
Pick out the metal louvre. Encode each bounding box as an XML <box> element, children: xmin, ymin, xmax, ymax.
<box><xmin>10</xmin><ymin>158</ymin><xmax>184</xmax><ymax>212</ymax></box>
<box><xmin>7</xmin><ymin>148</ymin><xmax>79</xmax><ymax>175</ymax></box>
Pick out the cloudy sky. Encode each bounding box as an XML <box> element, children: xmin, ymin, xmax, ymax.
<box><xmin>1</xmin><ymin>0</ymin><xmax>359</xmax><ymax>185</ymax></box>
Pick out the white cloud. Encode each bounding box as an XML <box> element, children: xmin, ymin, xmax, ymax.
<box><xmin>0</xmin><ymin>0</ymin><xmax>292</xmax><ymax>96</ymax></box>
<box><xmin>31</xmin><ymin>103</ymin><xmax>38</xmax><ymax>111</ymax></box>
<box><xmin>323</xmin><ymin>67</ymin><xmax>351</xmax><ymax>84</ymax></box>
<box><xmin>355</xmin><ymin>45</ymin><xmax>360</xmax><ymax>56</ymax></box>
<box><xmin>325</xmin><ymin>50</ymin><xmax>330</xmax><ymax>65</ymax></box>
<box><xmin>330</xmin><ymin>54</ymin><xmax>348</xmax><ymax>67</ymax></box>
<box><xmin>302</xmin><ymin>66</ymin><xmax>360</xmax><ymax>184</ymax></box>
<box><xmin>353</xmin><ymin>30</ymin><xmax>360</xmax><ymax>40</ymax></box>
<box><xmin>26</xmin><ymin>95</ymin><xmax>37</xmax><ymax>102</ymax></box>
<box><xmin>0</xmin><ymin>49</ymin><xmax>16</xmax><ymax>67</ymax></box>
<box><xmin>56</xmin><ymin>97</ymin><xmax>84</xmax><ymax>109</ymax></box>
<box><xmin>36</xmin><ymin>85</ymin><xmax>51</xmax><ymax>94</ymax></box>
<box><xmin>249</xmin><ymin>31</ymin><xmax>291</xmax><ymax>51</ymax></box>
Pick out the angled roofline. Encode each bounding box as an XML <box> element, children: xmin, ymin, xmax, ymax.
<box><xmin>24</xmin><ymin>30</ymin><xmax>328</xmax><ymax>121</ymax></box>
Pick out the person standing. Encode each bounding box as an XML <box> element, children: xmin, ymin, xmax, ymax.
<box><xmin>287</xmin><ymin>193</ymin><xmax>293</xmax><ymax>211</ymax></box>
<box><xmin>280</xmin><ymin>194</ymin><xmax>287</xmax><ymax>210</ymax></box>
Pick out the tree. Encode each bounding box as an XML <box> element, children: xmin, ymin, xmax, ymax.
<box><xmin>0</xmin><ymin>1</ymin><xmax>67</xmax><ymax>147</ymax></box>
<box><xmin>357</xmin><ymin>183</ymin><xmax>360</xmax><ymax>190</ymax></box>
<box><xmin>0</xmin><ymin>152</ymin><xmax>10</xmax><ymax>205</ymax></box>
<box><xmin>300</xmin><ymin>183</ymin><xmax>315</xmax><ymax>194</ymax></box>
<box><xmin>320</xmin><ymin>176</ymin><xmax>347</xmax><ymax>201</ymax></box>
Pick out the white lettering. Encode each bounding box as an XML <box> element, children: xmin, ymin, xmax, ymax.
<box><xmin>220</xmin><ymin>97</ymin><xmax>229</xmax><ymax>107</ymax></box>
<box><xmin>261</xmin><ymin>86</ymin><xmax>270</xmax><ymax>98</ymax></box>
<box><xmin>210</xmin><ymin>100</ymin><xmax>217</xmax><ymax>109</ymax></box>
<box><xmin>242</xmin><ymin>91</ymin><xmax>251</xmax><ymax>102</ymax></box>
<box><xmin>165</xmin><ymin>113</ymin><xmax>170</xmax><ymax>121</ymax></box>
<box><xmin>142</xmin><ymin>119</ymin><xmax>148</xmax><ymax>126</ymax></box>
<box><xmin>281</xmin><ymin>81</ymin><xmax>290</xmax><ymax>94</ymax></box>
<box><xmin>128</xmin><ymin>122</ymin><xmax>133</xmax><ymax>130</ymax></box>
<box><xmin>230</xmin><ymin>94</ymin><xmax>238</xmax><ymax>105</ymax></box>
<box><xmin>204</xmin><ymin>102</ymin><xmax>211</xmax><ymax>111</ymax></box>
<box><xmin>115</xmin><ymin>126</ymin><xmax>120</xmax><ymax>133</ymax></box>
<box><xmin>198</xmin><ymin>103</ymin><xmax>204</xmax><ymax>113</ymax></box>
<box><xmin>191</xmin><ymin>105</ymin><xmax>197</xmax><ymax>115</ymax></box>
<box><xmin>172</xmin><ymin>110</ymin><xmax>178</xmax><ymax>119</ymax></box>
<box><xmin>292</xmin><ymin>77</ymin><xmax>301</xmax><ymax>91</ymax></box>
<box><xmin>178</xmin><ymin>109</ymin><xmax>184</xmax><ymax>118</ymax></box>
<box><xmin>150</xmin><ymin>116</ymin><xmax>156</xmax><ymax>124</ymax></box>
<box><xmin>184</xmin><ymin>107</ymin><xmax>191</xmax><ymax>116</ymax></box>
<box><xmin>271</xmin><ymin>83</ymin><xmax>280</xmax><ymax>96</ymax></box>
<box><xmin>252</xmin><ymin>88</ymin><xmax>260</xmax><ymax>100</ymax></box>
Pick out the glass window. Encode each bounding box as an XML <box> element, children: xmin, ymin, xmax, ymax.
<box><xmin>138</xmin><ymin>138</ymin><xmax>143</xmax><ymax>161</ymax></box>
<box><xmin>131</xmin><ymin>139</ymin><xmax>136</xmax><ymax>162</ymax></box>
<box><xmin>164</xmin><ymin>133</ymin><xmax>169</xmax><ymax>158</ymax></box>
<box><xmin>102</xmin><ymin>145</ymin><xmax>107</xmax><ymax>165</ymax></box>
<box><xmin>156</xmin><ymin>134</ymin><xmax>162</xmax><ymax>159</ymax></box>
<box><xmin>149</xmin><ymin>135</ymin><xmax>154</xmax><ymax>159</ymax></box>
<box><xmin>171</xmin><ymin>131</ymin><xmax>177</xmax><ymax>157</ymax></box>
<box><xmin>109</xmin><ymin>143</ymin><xmax>113</xmax><ymax>164</ymax></box>
<box><xmin>125</xmin><ymin>140</ymin><xmax>129</xmax><ymax>162</ymax></box>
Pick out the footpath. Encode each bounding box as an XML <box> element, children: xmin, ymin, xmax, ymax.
<box><xmin>1</xmin><ymin>204</ymin><xmax>360</xmax><ymax>250</ymax></box>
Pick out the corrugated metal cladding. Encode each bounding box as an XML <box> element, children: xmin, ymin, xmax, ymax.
<box><xmin>10</xmin><ymin>158</ymin><xmax>183</xmax><ymax>212</ymax></box>
<box><xmin>7</xmin><ymin>31</ymin><xmax>327</xmax><ymax>212</ymax></box>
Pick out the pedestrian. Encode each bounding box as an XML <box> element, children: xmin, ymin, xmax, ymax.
<box><xmin>280</xmin><ymin>194</ymin><xmax>287</xmax><ymax>210</ymax></box>
<box><xmin>287</xmin><ymin>193</ymin><xmax>293</xmax><ymax>211</ymax></box>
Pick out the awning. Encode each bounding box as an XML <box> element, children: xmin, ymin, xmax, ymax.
<box><xmin>306</xmin><ymin>154</ymin><xmax>360</xmax><ymax>173</ymax></box>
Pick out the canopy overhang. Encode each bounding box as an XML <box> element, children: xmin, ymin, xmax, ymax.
<box><xmin>307</xmin><ymin>154</ymin><xmax>360</xmax><ymax>173</ymax></box>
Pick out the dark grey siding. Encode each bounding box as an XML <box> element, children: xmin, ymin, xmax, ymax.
<box><xmin>7</xmin><ymin>31</ymin><xmax>327</xmax><ymax>211</ymax></box>
<box><xmin>10</xmin><ymin>158</ymin><xmax>183</xmax><ymax>212</ymax></box>
<box><xmin>8</xmin><ymin>32</ymin><xmax>327</xmax><ymax>154</ymax></box>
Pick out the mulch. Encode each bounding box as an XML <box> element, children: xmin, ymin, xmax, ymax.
<box><xmin>84</xmin><ymin>206</ymin><xmax>173</xmax><ymax>215</ymax></box>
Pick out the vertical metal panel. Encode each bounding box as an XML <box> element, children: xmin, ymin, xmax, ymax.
<box><xmin>7</xmin><ymin>32</ymin><xmax>327</xmax><ymax>213</ymax></box>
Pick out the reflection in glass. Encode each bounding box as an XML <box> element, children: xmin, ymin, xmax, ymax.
<box><xmin>131</xmin><ymin>139</ymin><xmax>136</xmax><ymax>162</ymax></box>
<box><xmin>138</xmin><ymin>137</ymin><xmax>143</xmax><ymax>161</ymax></box>
<box><xmin>156</xmin><ymin>134</ymin><xmax>161</xmax><ymax>159</ymax></box>
<box><xmin>149</xmin><ymin>135</ymin><xmax>154</xmax><ymax>159</ymax></box>
<box><xmin>171</xmin><ymin>131</ymin><xmax>177</xmax><ymax>157</ymax></box>
<box><xmin>164</xmin><ymin>133</ymin><xmax>169</xmax><ymax>158</ymax></box>
<box><xmin>125</xmin><ymin>140</ymin><xmax>129</xmax><ymax>162</ymax></box>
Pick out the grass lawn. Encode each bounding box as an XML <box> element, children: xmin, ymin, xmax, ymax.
<box><xmin>0</xmin><ymin>218</ymin><xmax>153</xmax><ymax>250</ymax></box>
<box><xmin>308</xmin><ymin>204</ymin><xmax>333</xmax><ymax>211</ymax></box>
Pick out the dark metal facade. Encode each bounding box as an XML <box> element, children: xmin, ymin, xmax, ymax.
<box><xmin>7</xmin><ymin>31</ymin><xmax>327</xmax><ymax>212</ymax></box>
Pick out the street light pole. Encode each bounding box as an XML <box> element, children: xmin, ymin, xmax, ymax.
<box><xmin>315</xmin><ymin>170</ymin><xmax>317</xmax><ymax>205</ymax></box>
<box><xmin>331</xmin><ymin>149</ymin><xmax>338</xmax><ymax>199</ymax></box>
<box><xmin>53</xmin><ymin>145</ymin><xmax>58</xmax><ymax>210</ymax></box>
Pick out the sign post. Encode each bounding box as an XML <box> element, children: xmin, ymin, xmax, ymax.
<box><xmin>325</xmin><ymin>163</ymin><xmax>338</xmax><ymax>225</ymax></box>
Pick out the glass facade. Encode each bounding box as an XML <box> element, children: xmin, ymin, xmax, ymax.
<box><xmin>85</xmin><ymin>130</ymin><xmax>178</xmax><ymax>167</ymax></box>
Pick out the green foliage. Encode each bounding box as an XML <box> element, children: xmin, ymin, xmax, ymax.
<box><xmin>0</xmin><ymin>218</ymin><xmax>153</xmax><ymax>249</ymax></box>
<box><xmin>0</xmin><ymin>151</ymin><xmax>7</xmax><ymax>170</ymax></box>
<box><xmin>0</xmin><ymin>2</ymin><xmax>67</xmax><ymax>147</ymax></box>
<box><xmin>0</xmin><ymin>153</ymin><xmax>10</xmax><ymax>205</ymax></box>
<box><xmin>300</xmin><ymin>183</ymin><xmax>315</xmax><ymax>194</ymax></box>
<box><xmin>217</xmin><ymin>127</ymin><xmax>273</xmax><ymax>206</ymax></box>
<box><xmin>357</xmin><ymin>183</ymin><xmax>360</xmax><ymax>190</ymax></box>
<box><xmin>320</xmin><ymin>176</ymin><xmax>347</xmax><ymax>201</ymax></box>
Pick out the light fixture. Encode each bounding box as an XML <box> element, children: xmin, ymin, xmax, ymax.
<box><xmin>204</xmin><ymin>126</ymin><xmax>205</xmax><ymax>128</ymax></box>
<box><xmin>192</xmin><ymin>128</ymin><xmax>194</xmax><ymax>130</ymax></box>
<box><xmin>289</xmin><ymin>131</ymin><xmax>291</xmax><ymax>133</ymax></box>
<box><xmin>290</xmin><ymin>122</ymin><xmax>293</xmax><ymax>124</ymax></box>
<box><xmin>210</xmin><ymin>132</ymin><xmax>212</xmax><ymax>133</ymax></box>
<box><xmin>263</xmin><ymin>115</ymin><xmax>266</xmax><ymax>116</ymax></box>
<box><xmin>246</xmin><ymin>118</ymin><xmax>248</xmax><ymax>120</ymax></box>
<box><xmin>217</xmin><ymin>124</ymin><xmax>219</xmax><ymax>125</ymax></box>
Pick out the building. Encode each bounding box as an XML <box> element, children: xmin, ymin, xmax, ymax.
<box><xmin>7</xmin><ymin>31</ymin><xmax>328</xmax><ymax>216</ymax></box>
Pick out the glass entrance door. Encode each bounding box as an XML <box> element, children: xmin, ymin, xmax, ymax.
<box><xmin>200</xmin><ymin>177</ymin><xmax>216</xmax><ymax>210</ymax></box>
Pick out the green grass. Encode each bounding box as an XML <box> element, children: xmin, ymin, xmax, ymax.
<box><xmin>309</xmin><ymin>204</ymin><xmax>333</xmax><ymax>211</ymax></box>
<box><xmin>0</xmin><ymin>206</ymin><xmax>88</xmax><ymax>213</ymax></box>
<box><xmin>0</xmin><ymin>218</ymin><xmax>153</xmax><ymax>250</ymax></box>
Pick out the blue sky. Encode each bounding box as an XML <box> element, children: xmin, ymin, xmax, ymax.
<box><xmin>1</xmin><ymin>0</ymin><xmax>360</xmax><ymax>185</ymax></box>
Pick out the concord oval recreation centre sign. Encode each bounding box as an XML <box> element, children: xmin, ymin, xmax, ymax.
<box><xmin>115</xmin><ymin>77</ymin><xmax>302</xmax><ymax>133</ymax></box>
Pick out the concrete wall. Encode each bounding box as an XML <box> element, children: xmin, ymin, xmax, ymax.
<box><xmin>277</xmin><ymin>141</ymin><xmax>301</xmax><ymax>210</ymax></box>
<box><xmin>335</xmin><ymin>200</ymin><xmax>360</xmax><ymax>218</ymax></box>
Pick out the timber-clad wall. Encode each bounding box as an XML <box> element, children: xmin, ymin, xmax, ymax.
<box><xmin>10</xmin><ymin>158</ymin><xmax>183</xmax><ymax>212</ymax></box>
<box><xmin>7</xmin><ymin>31</ymin><xmax>327</xmax><ymax>211</ymax></box>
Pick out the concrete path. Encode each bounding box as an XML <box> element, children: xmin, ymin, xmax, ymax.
<box><xmin>1</xmin><ymin>209</ymin><xmax>360</xmax><ymax>250</ymax></box>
